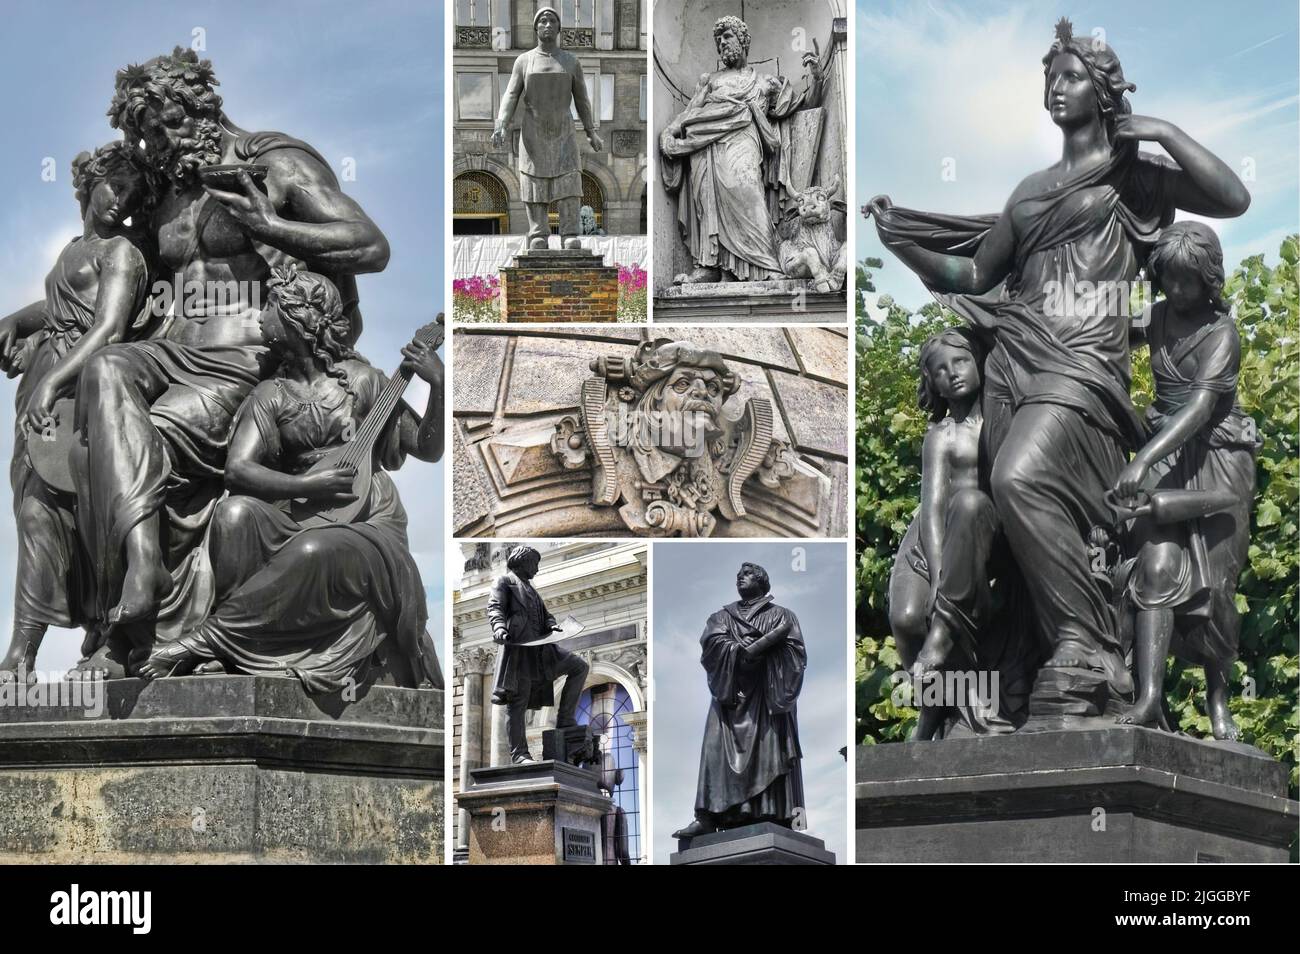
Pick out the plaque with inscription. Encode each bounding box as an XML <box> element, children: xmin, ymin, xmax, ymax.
<box><xmin>562</xmin><ymin>827</ymin><xmax>597</xmax><ymax>864</ymax></box>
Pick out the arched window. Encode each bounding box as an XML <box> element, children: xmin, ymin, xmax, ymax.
<box><xmin>549</xmin><ymin>172</ymin><xmax>605</xmax><ymax>233</ymax></box>
<box><xmin>578</xmin><ymin>682</ymin><xmax>641</xmax><ymax>864</ymax></box>
<box><xmin>453</xmin><ymin>170</ymin><xmax>509</xmax><ymax>235</ymax></box>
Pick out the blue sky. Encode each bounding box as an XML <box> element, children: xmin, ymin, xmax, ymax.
<box><xmin>0</xmin><ymin>1</ymin><xmax>444</xmax><ymax>673</ymax></box>
<box><xmin>652</xmin><ymin>542</ymin><xmax>849</xmax><ymax>863</ymax></box>
<box><xmin>855</xmin><ymin>0</ymin><xmax>1300</xmax><ymax>313</ymax></box>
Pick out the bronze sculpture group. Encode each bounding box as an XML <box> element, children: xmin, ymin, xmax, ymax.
<box><xmin>867</xmin><ymin>19</ymin><xmax>1257</xmax><ymax>741</ymax></box>
<box><xmin>0</xmin><ymin>48</ymin><xmax>444</xmax><ymax>694</ymax></box>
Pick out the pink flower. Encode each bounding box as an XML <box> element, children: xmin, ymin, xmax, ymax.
<box><xmin>618</xmin><ymin>265</ymin><xmax>647</xmax><ymax>292</ymax></box>
<box><xmin>453</xmin><ymin>275</ymin><xmax>500</xmax><ymax>303</ymax></box>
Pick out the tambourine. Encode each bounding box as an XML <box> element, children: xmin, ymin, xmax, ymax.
<box><xmin>24</xmin><ymin>396</ymin><xmax>77</xmax><ymax>494</ymax></box>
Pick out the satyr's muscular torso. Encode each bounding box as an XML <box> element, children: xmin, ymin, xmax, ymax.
<box><xmin>153</xmin><ymin>140</ymin><xmax>271</xmax><ymax>349</ymax></box>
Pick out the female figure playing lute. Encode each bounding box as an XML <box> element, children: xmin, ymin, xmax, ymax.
<box><xmin>139</xmin><ymin>264</ymin><xmax>443</xmax><ymax>692</ymax></box>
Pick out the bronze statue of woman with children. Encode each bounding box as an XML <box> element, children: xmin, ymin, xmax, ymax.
<box><xmin>865</xmin><ymin>19</ymin><xmax>1258</xmax><ymax>743</ymax></box>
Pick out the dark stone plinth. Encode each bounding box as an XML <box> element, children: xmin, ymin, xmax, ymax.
<box><xmin>501</xmin><ymin>249</ymin><xmax>618</xmax><ymax>322</ymax></box>
<box><xmin>0</xmin><ymin>675</ymin><xmax>443</xmax><ymax>863</ymax></box>
<box><xmin>670</xmin><ymin>821</ymin><xmax>836</xmax><ymax>865</ymax></box>
<box><xmin>459</xmin><ymin>759</ymin><xmax>611</xmax><ymax>864</ymax></box>
<box><xmin>653</xmin><ymin>285</ymin><xmax>845</xmax><ymax>322</ymax></box>
<box><xmin>855</xmin><ymin>725</ymin><xmax>1297</xmax><ymax>863</ymax></box>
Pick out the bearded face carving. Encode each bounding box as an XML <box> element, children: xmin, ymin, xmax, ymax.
<box><xmin>551</xmin><ymin>339</ymin><xmax>800</xmax><ymax>537</ymax></box>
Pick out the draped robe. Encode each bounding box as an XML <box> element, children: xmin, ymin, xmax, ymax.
<box><xmin>660</xmin><ymin>67</ymin><xmax>810</xmax><ymax>280</ymax></box>
<box><xmin>876</xmin><ymin>145</ymin><xmax>1178</xmax><ymax>701</ymax></box>
<box><xmin>1127</xmin><ymin>303</ymin><xmax>1258</xmax><ymax>667</ymax></box>
<box><xmin>11</xmin><ymin>237</ymin><xmax>150</xmax><ymax>630</ymax></box>
<box><xmin>693</xmin><ymin>594</ymin><xmax>805</xmax><ymax>825</ymax></box>
<box><xmin>171</xmin><ymin>362</ymin><xmax>441</xmax><ymax>694</ymax></box>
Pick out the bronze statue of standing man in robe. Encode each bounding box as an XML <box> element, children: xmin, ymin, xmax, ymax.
<box><xmin>673</xmin><ymin>562</ymin><xmax>806</xmax><ymax>839</ymax></box>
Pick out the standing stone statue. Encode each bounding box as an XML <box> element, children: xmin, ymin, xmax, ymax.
<box><xmin>659</xmin><ymin>15</ymin><xmax>825</xmax><ymax>286</ymax></box>
<box><xmin>492</xmin><ymin>6</ymin><xmax>604</xmax><ymax>251</ymax></box>
<box><xmin>487</xmin><ymin>546</ymin><xmax>590</xmax><ymax>764</ymax></box>
<box><xmin>672</xmin><ymin>562</ymin><xmax>806</xmax><ymax>839</ymax></box>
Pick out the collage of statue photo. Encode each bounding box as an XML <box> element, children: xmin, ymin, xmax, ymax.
<box><xmin>0</xmin><ymin>0</ymin><xmax>1295</xmax><ymax>884</ymax></box>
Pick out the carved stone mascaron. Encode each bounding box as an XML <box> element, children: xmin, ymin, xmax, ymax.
<box><xmin>550</xmin><ymin>339</ymin><xmax>801</xmax><ymax>537</ymax></box>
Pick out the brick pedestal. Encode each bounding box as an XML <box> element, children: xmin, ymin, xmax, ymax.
<box><xmin>501</xmin><ymin>249</ymin><xmax>619</xmax><ymax>323</ymax></box>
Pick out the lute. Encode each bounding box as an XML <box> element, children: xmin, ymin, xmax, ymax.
<box><xmin>290</xmin><ymin>316</ymin><xmax>443</xmax><ymax>529</ymax></box>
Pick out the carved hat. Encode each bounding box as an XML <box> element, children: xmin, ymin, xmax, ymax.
<box><xmin>627</xmin><ymin>339</ymin><xmax>740</xmax><ymax>398</ymax></box>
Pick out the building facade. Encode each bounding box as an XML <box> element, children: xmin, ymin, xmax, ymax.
<box><xmin>452</xmin><ymin>0</ymin><xmax>648</xmax><ymax>236</ymax></box>
<box><xmin>451</xmin><ymin>541</ymin><xmax>648</xmax><ymax>863</ymax></box>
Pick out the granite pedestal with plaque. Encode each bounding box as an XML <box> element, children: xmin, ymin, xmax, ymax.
<box><xmin>458</xmin><ymin>727</ymin><xmax>612</xmax><ymax>864</ymax></box>
<box><xmin>501</xmin><ymin>248</ymin><xmax>619</xmax><ymax>323</ymax></box>
<box><xmin>855</xmin><ymin>725</ymin><xmax>1297</xmax><ymax>863</ymax></box>
<box><xmin>670</xmin><ymin>821</ymin><xmax>836</xmax><ymax>865</ymax></box>
<box><xmin>0</xmin><ymin>674</ymin><xmax>444</xmax><ymax>863</ymax></box>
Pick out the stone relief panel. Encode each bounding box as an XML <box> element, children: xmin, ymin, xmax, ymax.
<box><xmin>651</xmin><ymin>1</ymin><xmax>849</xmax><ymax>319</ymax></box>
<box><xmin>452</xmin><ymin>327</ymin><xmax>849</xmax><ymax>537</ymax></box>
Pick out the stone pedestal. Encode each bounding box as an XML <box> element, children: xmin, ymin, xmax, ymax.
<box><xmin>654</xmin><ymin>281</ymin><xmax>845</xmax><ymax>322</ymax></box>
<box><xmin>501</xmin><ymin>248</ymin><xmax>619</xmax><ymax>322</ymax></box>
<box><xmin>855</xmin><ymin>724</ymin><xmax>1297</xmax><ymax>863</ymax></box>
<box><xmin>670</xmin><ymin>821</ymin><xmax>836</xmax><ymax>865</ymax></box>
<box><xmin>0</xmin><ymin>674</ymin><xmax>444</xmax><ymax>863</ymax></box>
<box><xmin>459</xmin><ymin>759</ymin><xmax>612</xmax><ymax>864</ymax></box>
